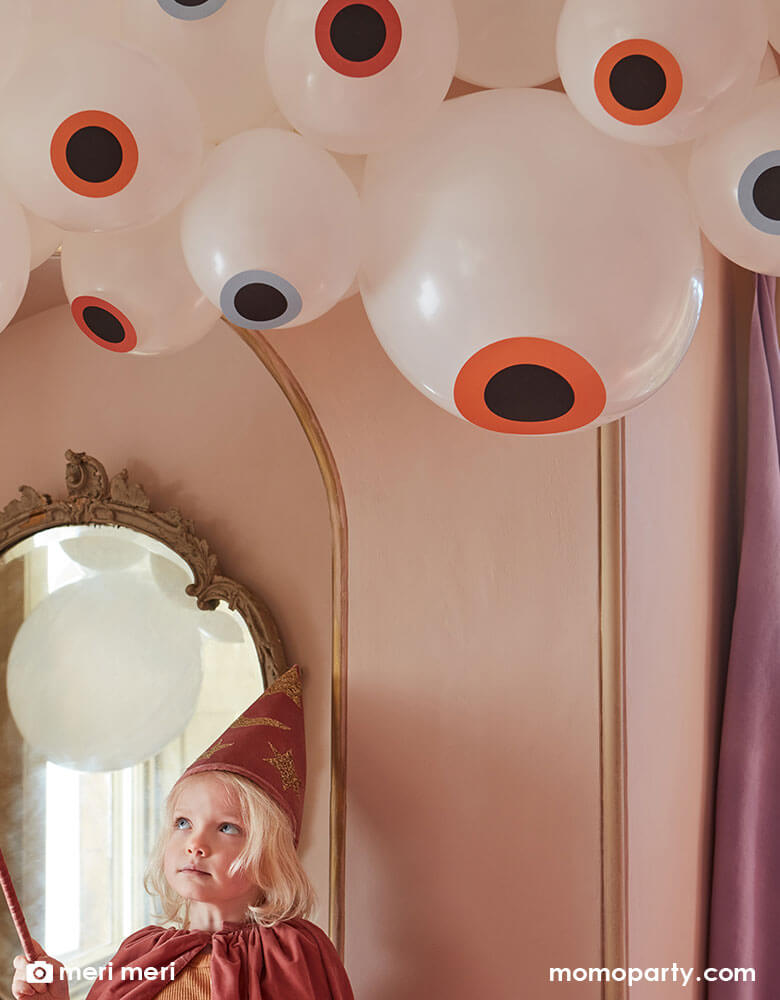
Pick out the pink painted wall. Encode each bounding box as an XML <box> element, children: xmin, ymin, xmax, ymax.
<box><xmin>0</xmin><ymin>304</ymin><xmax>335</xmax><ymax>923</ymax></box>
<box><xmin>272</xmin><ymin>296</ymin><xmax>604</xmax><ymax>999</ymax></box>
<box><xmin>2</xmin><ymin>227</ymin><xmax>739</xmax><ymax>998</ymax></box>
<box><xmin>624</xmin><ymin>239</ymin><xmax>739</xmax><ymax>998</ymax></box>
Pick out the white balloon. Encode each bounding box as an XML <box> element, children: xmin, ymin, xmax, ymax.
<box><xmin>150</xmin><ymin>554</ymin><xmax>196</xmax><ymax>612</ymax></box>
<box><xmin>0</xmin><ymin>39</ymin><xmax>204</xmax><ymax>232</ymax></box>
<box><xmin>360</xmin><ymin>88</ymin><xmax>703</xmax><ymax>435</ymax></box>
<box><xmin>689</xmin><ymin>79</ymin><xmax>780</xmax><ymax>275</ymax></box>
<box><xmin>120</xmin><ymin>0</ymin><xmax>278</xmax><ymax>144</ymax></box>
<box><xmin>0</xmin><ymin>2</ymin><xmax>30</xmax><ymax>91</ymax></box>
<box><xmin>332</xmin><ymin>152</ymin><xmax>366</xmax><ymax>194</ymax></box>
<box><xmin>29</xmin><ymin>0</ymin><xmax>120</xmax><ymax>51</ymax></box>
<box><xmin>148</xmin><ymin>553</ymin><xmax>244</xmax><ymax>642</ymax></box>
<box><xmin>0</xmin><ymin>189</ymin><xmax>30</xmax><ymax>333</ymax></box>
<box><xmin>181</xmin><ymin>129</ymin><xmax>360</xmax><ymax>329</ymax></box>
<box><xmin>265</xmin><ymin>0</ymin><xmax>458</xmax><ymax>154</ymax></box>
<box><xmin>197</xmin><ymin>608</ymin><xmax>245</xmax><ymax>644</ymax></box>
<box><xmin>7</xmin><ymin>574</ymin><xmax>202</xmax><ymax>772</ymax></box>
<box><xmin>60</xmin><ymin>535</ymin><xmax>145</xmax><ymax>572</ymax></box>
<box><xmin>453</xmin><ymin>0</ymin><xmax>564</xmax><ymax>88</ymax></box>
<box><xmin>61</xmin><ymin>208</ymin><xmax>220</xmax><ymax>355</ymax></box>
<box><xmin>769</xmin><ymin>1</ymin><xmax>780</xmax><ymax>54</ymax></box>
<box><xmin>332</xmin><ymin>151</ymin><xmax>364</xmax><ymax>299</ymax></box>
<box><xmin>25</xmin><ymin>212</ymin><xmax>63</xmax><ymax>269</ymax></box>
<box><xmin>557</xmin><ymin>0</ymin><xmax>767</xmax><ymax>145</ymax></box>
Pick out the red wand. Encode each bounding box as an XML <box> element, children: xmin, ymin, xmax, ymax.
<box><xmin>0</xmin><ymin>847</ymin><xmax>35</xmax><ymax>960</ymax></box>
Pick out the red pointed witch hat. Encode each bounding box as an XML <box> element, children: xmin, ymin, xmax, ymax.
<box><xmin>180</xmin><ymin>665</ymin><xmax>305</xmax><ymax>845</ymax></box>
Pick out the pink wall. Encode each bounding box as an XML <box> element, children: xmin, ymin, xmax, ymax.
<box><xmin>2</xmin><ymin>227</ymin><xmax>739</xmax><ymax>998</ymax></box>
<box><xmin>272</xmin><ymin>295</ymin><xmax>604</xmax><ymax>999</ymax></box>
<box><xmin>0</xmin><ymin>304</ymin><xmax>335</xmax><ymax>922</ymax></box>
<box><xmin>624</xmin><ymin>239</ymin><xmax>739</xmax><ymax>998</ymax></box>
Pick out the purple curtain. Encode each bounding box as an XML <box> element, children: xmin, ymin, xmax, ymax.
<box><xmin>709</xmin><ymin>274</ymin><xmax>780</xmax><ymax>997</ymax></box>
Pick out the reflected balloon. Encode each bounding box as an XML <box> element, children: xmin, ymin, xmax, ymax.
<box><xmin>265</xmin><ymin>0</ymin><xmax>458</xmax><ymax>154</ymax></box>
<box><xmin>0</xmin><ymin>39</ymin><xmax>204</xmax><ymax>232</ymax></box>
<box><xmin>60</xmin><ymin>535</ymin><xmax>145</xmax><ymax>572</ymax></box>
<box><xmin>61</xmin><ymin>209</ymin><xmax>220</xmax><ymax>355</ymax></box>
<box><xmin>7</xmin><ymin>574</ymin><xmax>202</xmax><ymax>771</ymax></box>
<box><xmin>149</xmin><ymin>553</ymin><xmax>195</xmax><ymax>612</ymax></box>
<box><xmin>180</xmin><ymin>129</ymin><xmax>360</xmax><ymax>329</ymax></box>
<box><xmin>689</xmin><ymin>79</ymin><xmax>780</xmax><ymax>275</ymax></box>
<box><xmin>453</xmin><ymin>0</ymin><xmax>564</xmax><ymax>88</ymax></box>
<box><xmin>120</xmin><ymin>0</ymin><xmax>278</xmax><ymax>144</ymax></box>
<box><xmin>149</xmin><ymin>553</ymin><xmax>244</xmax><ymax>642</ymax></box>
<box><xmin>360</xmin><ymin>88</ymin><xmax>702</xmax><ymax>434</ymax></box>
<box><xmin>197</xmin><ymin>609</ymin><xmax>245</xmax><ymax>644</ymax></box>
<box><xmin>557</xmin><ymin>0</ymin><xmax>767</xmax><ymax>145</ymax></box>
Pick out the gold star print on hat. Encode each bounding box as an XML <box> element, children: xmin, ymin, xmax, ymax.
<box><xmin>264</xmin><ymin>742</ymin><xmax>303</xmax><ymax>793</ymax></box>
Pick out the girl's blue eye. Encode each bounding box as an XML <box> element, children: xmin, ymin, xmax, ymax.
<box><xmin>220</xmin><ymin>823</ymin><xmax>241</xmax><ymax>835</ymax></box>
<box><xmin>174</xmin><ymin>817</ymin><xmax>190</xmax><ymax>830</ymax></box>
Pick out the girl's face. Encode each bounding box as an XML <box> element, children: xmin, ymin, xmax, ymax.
<box><xmin>163</xmin><ymin>774</ymin><xmax>259</xmax><ymax>916</ymax></box>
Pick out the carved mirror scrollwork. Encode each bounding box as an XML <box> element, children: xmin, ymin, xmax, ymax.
<box><xmin>0</xmin><ymin>450</ymin><xmax>286</xmax><ymax>683</ymax></box>
<box><xmin>0</xmin><ymin>451</ymin><xmax>287</xmax><ymax>999</ymax></box>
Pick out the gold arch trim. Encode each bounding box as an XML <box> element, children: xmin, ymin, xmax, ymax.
<box><xmin>227</xmin><ymin>320</ymin><xmax>349</xmax><ymax>956</ymax></box>
<box><xmin>598</xmin><ymin>419</ymin><xmax>629</xmax><ymax>1000</ymax></box>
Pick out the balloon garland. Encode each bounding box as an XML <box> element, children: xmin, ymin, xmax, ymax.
<box><xmin>0</xmin><ymin>0</ymin><xmax>773</xmax><ymax>435</ymax></box>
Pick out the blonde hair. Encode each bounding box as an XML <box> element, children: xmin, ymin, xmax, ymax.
<box><xmin>144</xmin><ymin>771</ymin><xmax>316</xmax><ymax>928</ymax></box>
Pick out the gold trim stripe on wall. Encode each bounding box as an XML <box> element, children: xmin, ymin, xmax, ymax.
<box><xmin>228</xmin><ymin>321</ymin><xmax>349</xmax><ymax>957</ymax></box>
<box><xmin>598</xmin><ymin>419</ymin><xmax>629</xmax><ymax>1000</ymax></box>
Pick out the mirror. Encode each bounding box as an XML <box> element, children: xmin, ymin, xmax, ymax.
<box><xmin>0</xmin><ymin>451</ymin><xmax>287</xmax><ymax>998</ymax></box>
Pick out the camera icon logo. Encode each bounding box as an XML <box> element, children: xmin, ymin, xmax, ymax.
<box><xmin>26</xmin><ymin>961</ymin><xmax>54</xmax><ymax>984</ymax></box>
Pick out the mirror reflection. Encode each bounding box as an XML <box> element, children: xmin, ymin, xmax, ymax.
<box><xmin>0</xmin><ymin>524</ymin><xmax>264</xmax><ymax>998</ymax></box>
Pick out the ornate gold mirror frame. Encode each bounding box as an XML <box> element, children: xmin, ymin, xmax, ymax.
<box><xmin>0</xmin><ymin>449</ymin><xmax>287</xmax><ymax>685</ymax></box>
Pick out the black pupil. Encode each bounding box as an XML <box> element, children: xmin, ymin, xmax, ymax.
<box><xmin>484</xmin><ymin>365</ymin><xmax>575</xmax><ymax>422</ymax></box>
<box><xmin>65</xmin><ymin>126</ymin><xmax>123</xmax><ymax>183</ymax></box>
<box><xmin>83</xmin><ymin>306</ymin><xmax>125</xmax><ymax>344</ymax></box>
<box><xmin>234</xmin><ymin>283</ymin><xmax>289</xmax><ymax>322</ymax></box>
<box><xmin>753</xmin><ymin>166</ymin><xmax>780</xmax><ymax>221</ymax></box>
<box><xmin>330</xmin><ymin>4</ymin><xmax>387</xmax><ymax>62</ymax></box>
<box><xmin>175</xmin><ymin>1</ymin><xmax>211</xmax><ymax>5</ymax></box>
<box><xmin>609</xmin><ymin>54</ymin><xmax>667</xmax><ymax>111</ymax></box>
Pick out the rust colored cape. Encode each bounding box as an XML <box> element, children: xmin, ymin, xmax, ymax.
<box><xmin>85</xmin><ymin>919</ymin><xmax>354</xmax><ymax>1000</ymax></box>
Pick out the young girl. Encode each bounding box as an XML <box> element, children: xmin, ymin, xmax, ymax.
<box><xmin>11</xmin><ymin>666</ymin><xmax>355</xmax><ymax>1000</ymax></box>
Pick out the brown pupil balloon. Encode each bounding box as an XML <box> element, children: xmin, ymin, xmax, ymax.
<box><xmin>329</xmin><ymin>4</ymin><xmax>387</xmax><ymax>62</ymax></box>
<box><xmin>484</xmin><ymin>364</ymin><xmax>576</xmax><ymax>421</ymax></box>
<box><xmin>65</xmin><ymin>126</ymin><xmax>124</xmax><ymax>183</ymax></box>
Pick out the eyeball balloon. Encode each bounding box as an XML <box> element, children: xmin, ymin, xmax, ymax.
<box><xmin>120</xmin><ymin>0</ymin><xmax>278</xmax><ymax>144</ymax></box>
<box><xmin>557</xmin><ymin>0</ymin><xmax>767</xmax><ymax>146</ymax></box>
<box><xmin>689</xmin><ymin>79</ymin><xmax>780</xmax><ymax>275</ymax></box>
<box><xmin>29</xmin><ymin>0</ymin><xmax>120</xmax><ymax>49</ymax></box>
<box><xmin>0</xmin><ymin>2</ymin><xmax>30</xmax><ymax>91</ymax></box>
<box><xmin>0</xmin><ymin>190</ymin><xmax>31</xmax><ymax>333</ymax></box>
<box><xmin>771</xmin><ymin>2</ymin><xmax>780</xmax><ymax>54</ymax></box>
<box><xmin>360</xmin><ymin>89</ymin><xmax>703</xmax><ymax>435</ymax></box>
<box><xmin>26</xmin><ymin>212</ymin><xmax>63</xmax><ymax>269</ymax></box>
<box><xmin>0</xmin><ymin>39</ymin><xmax>204</xmax><ymax>232</ymax></box>
<box><xmin>61</xmin><ymin>210</ymin><xmax>221</xmax><ymax>356</ymax></box>
<box><xmin>453</xmin><ymin>0</ymin><xmax>564</xmax><ymax>88</ymax></box>
<box><xmin>265</xmin><ymin>0</ymin><xmax>458</xmax><ymax>154</ymax></box>
<box><xmin>180</xmin><ymin>129</ymin><xmax>360</xmax><ymax>330</ymax></box>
